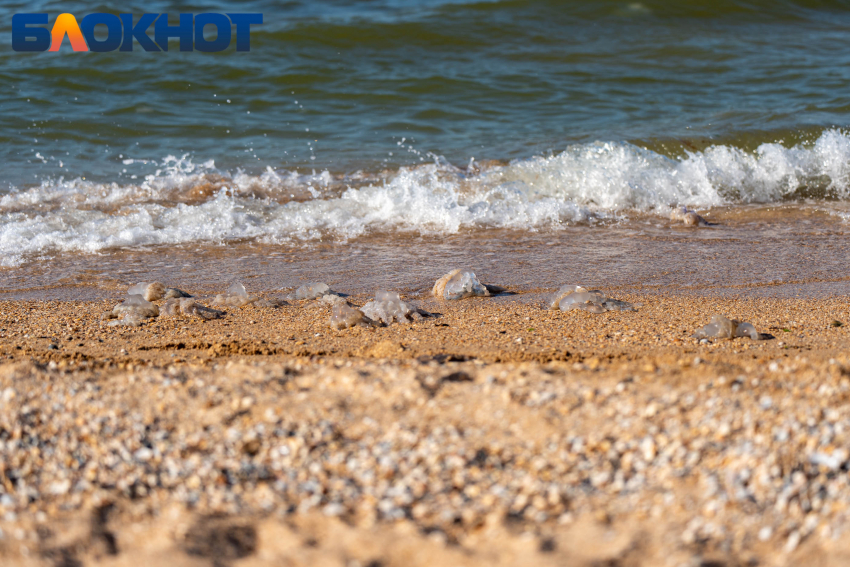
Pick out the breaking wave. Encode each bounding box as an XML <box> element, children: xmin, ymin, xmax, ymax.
<box><xmin>2</xmin><ymin>129</ymin><xmax>850</xmax><ymax>266</ymax></box>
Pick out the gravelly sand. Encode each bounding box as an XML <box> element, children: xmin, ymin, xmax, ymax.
<box><xmin>1</xmin><ymin>293</ymin><xmax>850</xmax><ymax>566</ymax></box>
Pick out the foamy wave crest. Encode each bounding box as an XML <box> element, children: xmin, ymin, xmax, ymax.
<box><xmin>498</xmin><ymin>128</ymin><xmax>850</xmax><ymax>207</ymax></box>
<box><xmin>2</xmin><ymin>130</ymin><xmax>850</xmax><ymax>266</ymax></box>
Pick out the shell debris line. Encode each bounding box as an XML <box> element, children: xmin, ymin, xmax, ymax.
<box><xmin>670</xmin><ymin>206</ymin><xmax>709</xmax><ymax>227</ymax></box>
<box><xmin>692</xmin><ymin>314</ymin><xmax>762</xmax><ymax>340</ymax></box>
<box><xmin>360</xmin><ymin>290</ymin><xmax>432</xmax><ymax>325</ymax></box>
<box><xmin>212</xmin><ymin>282</ymin><xmax>258</xmax><ymax>308</ymax></box>
<box><xmin>549</xmin><ymin>285</ymin><xmax>637</xmax><ymax>313</ymax></box>
<box><xmin>433</xmin><ymin>269</ymin><xmax>491</xmax><ymax>300</ymax></box>
<box><xmin>128</xmin><ymin>281</ymin><xmax>191</xmax><ymax>301</ymax></box>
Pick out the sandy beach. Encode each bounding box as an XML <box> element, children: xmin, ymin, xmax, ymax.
<box><xmin>7</xmin><ymin>1</ymin><xmax>850</xmax><ymax>565</ymax></box>
<box><xmin>1</xmin><ymin>292</ymin><xmax>849</xmax><ymax>566</ymax></box>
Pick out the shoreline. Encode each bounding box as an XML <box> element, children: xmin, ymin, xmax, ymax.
<box><xmin>1</xmin><ymin>294</ymin><xmax>849</xmax><ymax>565</ymax></box>
<box><xmin>3</xmin><ymin>206</ymin><xmax>850</xmax><ymax>303</ymax></box>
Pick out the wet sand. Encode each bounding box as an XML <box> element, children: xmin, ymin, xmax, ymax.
<box><xmin>1</xmin><ymin>291</ymin><xmax>850</xmax><ymax>566</ymax></box>
<box><xmin>3</xmin><ymin>204</ymin><xmax>850</xmax><ymax>302</ymax></box>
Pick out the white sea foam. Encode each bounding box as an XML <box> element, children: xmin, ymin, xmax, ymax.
<box><xmin>2</xmin><ymin>130</ymin><xmax>850</xmax><ymax>266</ymax></box>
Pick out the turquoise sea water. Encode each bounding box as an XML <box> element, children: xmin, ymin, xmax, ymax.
<box><xmin>4</xmin><ymin>0</ymin><xmax>850</xmax><ymax>182</ymax></box>
<box><xmin>1</xmin><ymin>0</ymin><xmax>850</xmax><ymax>269</ymax></box>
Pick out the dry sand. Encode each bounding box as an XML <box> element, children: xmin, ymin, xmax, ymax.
<box><xmin>1</xmin><ymin>292</ymin><xmax>850</xmax><ymax>566</ymax></box>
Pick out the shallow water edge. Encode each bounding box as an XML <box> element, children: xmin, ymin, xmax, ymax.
<box><xmin>1</xmin><ymin>205</ymin><xmax>848</xmax><ymax>301</ymax></box>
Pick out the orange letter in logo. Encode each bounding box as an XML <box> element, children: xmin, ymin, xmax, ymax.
<box><xmin>49</xmin><ymin>14</ymin><xmax>89</xmax><ymax>51</ymax></box>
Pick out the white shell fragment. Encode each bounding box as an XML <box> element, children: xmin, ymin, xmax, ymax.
<box><xmin>692</xmin><ymin>315</ymin><xmax>762</xmax><ymax>340</ymax></box>
<box><xmin>212</xmin><ymin>282</ymin><xmax>258</xmax><ymax>308</ymax></box>
<box><xmin>330</xmin><ymin>303</ymin><xmax>375</xmax><ymax>330</ymax></box>
<box><xmin>161</xmin><ymin>298</ymin><xmax>224</xmax><ymax>320</ymax></box>
<box><xmin>128</xmin><ymin>282</ymin><xmax>191</xmax><ymax>301</ymax></box>
<box><xmin>671</xmin><ymin>206</ymin><xmax>708</xmax><ymax>227</ymax></box>
<box><xmin>550</xmin><ymin>285</ymin><xmax>637</xmax><ymax>313</ymax></box>
<box><xmin>433</xmin><ymin>269</ymin><xmax>490</xmax><ymax>300</ymax></box>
